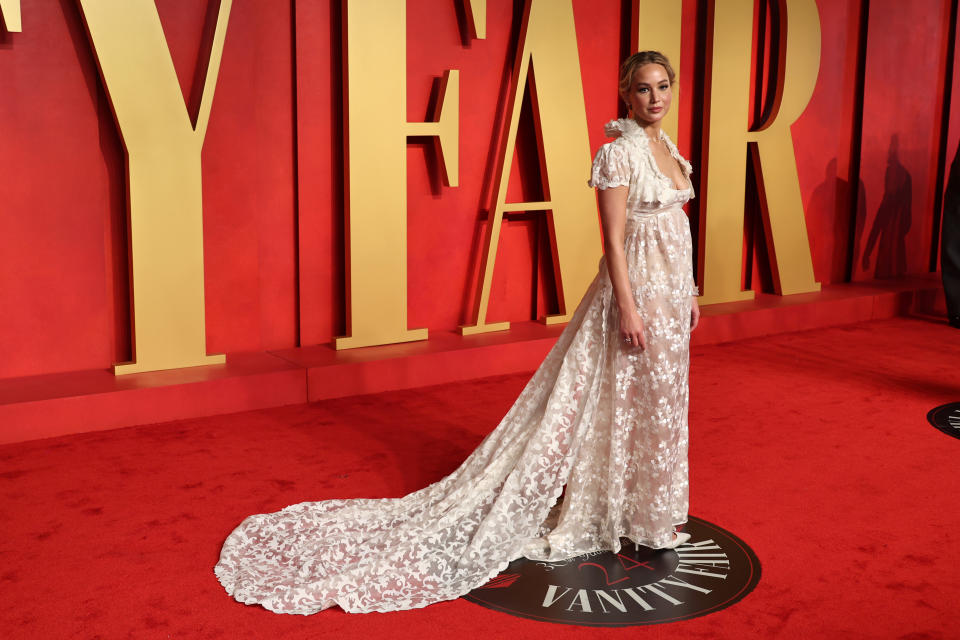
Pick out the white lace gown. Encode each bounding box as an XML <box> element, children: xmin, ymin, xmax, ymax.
<box><xmin>215</xmin><ymin>118</ymin><xmax>698</xmax><ymax>614</ymax></box>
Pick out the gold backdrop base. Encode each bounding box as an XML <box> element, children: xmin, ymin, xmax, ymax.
<box><xmin>0</xmin><ymin>274</ymin><xmax>944</xmax><ymax>446</ymax></box>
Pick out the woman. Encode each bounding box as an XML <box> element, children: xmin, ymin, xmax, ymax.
<box><xmin>215</xmin><ymin>51</ymin><xmax>699</xmax><ymax>615</ymax></box>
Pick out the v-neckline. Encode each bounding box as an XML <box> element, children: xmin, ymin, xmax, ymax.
<box><xmin>613</xmin><ymin>118</ymin><xmax>692</xmax><ymax>192</ymax></box>
<box><xmin>644</xmin><ymin>131</ymin><xmax>690</xmax><ymax>192</ymax></box>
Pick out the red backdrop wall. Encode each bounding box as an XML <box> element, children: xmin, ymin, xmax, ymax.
<box><xmin>0</xmin><ymin>0</ymin><xmax>957</xmax><ymax>380</ymax></box>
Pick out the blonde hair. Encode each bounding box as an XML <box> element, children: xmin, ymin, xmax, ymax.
<box><xmin>618</xmin><ymin>51</ymin><xmax>676</xmax><ymax>104</ymax></box>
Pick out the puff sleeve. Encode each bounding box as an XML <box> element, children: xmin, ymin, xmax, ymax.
<box><xmin>587</xmin><ymin>142</ymin><xmax>630</xmax><ymax>190</ymax></box>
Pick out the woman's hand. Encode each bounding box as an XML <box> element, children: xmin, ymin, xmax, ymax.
<box><xmin>690</xmin><ymin>296</ymin><xmax>700</xmax><ymax>331</ymax></box>
<box><xmin>620</xmin><ymin>309</ymin><xmax>647</xmax><ymax>350</ymax></box>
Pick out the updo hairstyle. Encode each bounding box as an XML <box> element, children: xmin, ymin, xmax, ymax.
<box><xmin>618</xmin><ymin>50</ymin><xmax>676</xmax><ymax>107</ymax></box>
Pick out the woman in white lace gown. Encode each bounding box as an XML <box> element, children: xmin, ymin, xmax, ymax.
<box><xmin>215</xmin><ymin>51</ymin><xmax>699</xmax><ymax>615</ymax></box>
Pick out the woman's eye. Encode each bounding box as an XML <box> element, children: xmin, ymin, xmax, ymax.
<box><xmin>638</xmin><ymin>88</ymin><xmax>648</xmax><ymax>93</ymax></box>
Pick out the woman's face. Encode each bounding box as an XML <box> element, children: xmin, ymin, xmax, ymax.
<box><xmin>624</xmin><ymin>63</ymin><xmax>672</xmax><ymax>126</ymax></box>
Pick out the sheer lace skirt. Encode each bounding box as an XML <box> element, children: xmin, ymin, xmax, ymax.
<box><xmin>215</xmin><ymin>207</ymin><xmax>694</xmax><ymax>614</ymax></box>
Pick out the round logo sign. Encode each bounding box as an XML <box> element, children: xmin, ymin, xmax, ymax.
<box><xmin>927</xmin><ymin>402</ymin><xmax>960</xmax><ymax>440</ymax></box>
<box><xmin>464</xmin><ymin>516</ymin><xmax>760</xmax><ymax>627</ymax></box>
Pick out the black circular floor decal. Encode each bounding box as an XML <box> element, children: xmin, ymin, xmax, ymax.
<box><xmin>464</xmin><ymin>516</ymin><xmax>760</xmax><ymax>627</ymax></box>
<box><xmin>928</xmin><ymin>402</ymin><xmax>960</xmax><ymax>440</ymax></box>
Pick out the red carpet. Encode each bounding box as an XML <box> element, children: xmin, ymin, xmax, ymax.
<box><xmin>1</xmin><ymin>316</ymin><xmax>958</xmax><ymax>638</ymax></box>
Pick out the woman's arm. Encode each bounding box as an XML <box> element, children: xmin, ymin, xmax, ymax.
<box><xmin>598</xmin><ymin>186</ymin><xmax>647</xmax><ymax>350</ymax></box>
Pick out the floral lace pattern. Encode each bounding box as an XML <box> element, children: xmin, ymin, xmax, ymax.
<box><xmin>215</xmin><ymin>117</ymin><xmax>698</xmax><ymax>615</ymax></box>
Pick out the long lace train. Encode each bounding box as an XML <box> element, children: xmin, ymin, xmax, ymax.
<box><xmin>215</xmin><ymin>117</ymin><xmax>695</xmax><ymax>614</ymax></box>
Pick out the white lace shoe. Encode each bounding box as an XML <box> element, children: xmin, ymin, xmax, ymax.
<box><xmin>661</xmin><ymin>531</ymin><xmax>691</xmax><ymax>549</ymax></box>
<box><xmin>633</xmin><ymin>531</ymin><xmax>691</xmax><ymax>552</ymax></box>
